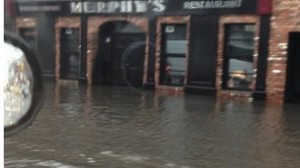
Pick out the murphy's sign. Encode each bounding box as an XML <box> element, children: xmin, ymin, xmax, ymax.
<box><xmin>15</xmin><ymin>0</ymin><xmax>257</xmax><ymax>15</ymax></box>
<box><xmin>70</xmin><ymin>0</ymin><xmax>166</xmax><ymax>14</ymax></box>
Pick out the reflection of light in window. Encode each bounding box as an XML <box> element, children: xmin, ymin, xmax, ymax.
<box><xmin>166</xmin><ymin>40</ymin><xmax>187</xmax><ymax>54</ymax></box>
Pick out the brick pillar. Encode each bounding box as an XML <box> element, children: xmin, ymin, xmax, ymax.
<box><xmin>267</xmin><ymin>0</ymin><xmax>300</xmax><ymax>103</ymax></box>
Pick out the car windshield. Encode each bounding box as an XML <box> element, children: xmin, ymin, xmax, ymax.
<box><xmin>4</xmin><ymin>0</ymin><xmax>300</xmax><ymax>167</ymax></box>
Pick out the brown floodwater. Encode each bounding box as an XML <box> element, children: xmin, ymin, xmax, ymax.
<box><xmin>5</xmin><ymin>81</ymin><xmax>300</xmax><ymax>168</ymax></box>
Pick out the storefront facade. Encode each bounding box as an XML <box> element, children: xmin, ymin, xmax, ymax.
<box><xmin>9</xmin><ymin>0</ymin><xmax>299</xmax><ymax>103</ymax></box>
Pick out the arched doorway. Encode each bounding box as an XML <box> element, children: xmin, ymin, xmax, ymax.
<box><xmin>93</xmin><ymin>21</ymin><xmax>146</xmax><ymax>87</ymax></box>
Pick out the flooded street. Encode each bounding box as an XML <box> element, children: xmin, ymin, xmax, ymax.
<box><xmin>5</xmin><ymin>81</ymin><xmax>300</xmax><ymax>168</ymax></box>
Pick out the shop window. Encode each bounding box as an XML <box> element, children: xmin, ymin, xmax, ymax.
<box><xmin>222</xmin><ymin>24</ymin><xmax>255</xmax><ymax>90</ymax></box>
<box><xmin>160</xmin><ymin>24</ymin><xmax>187</xmax><ymax>86</ymax></box>
<box><xmin>60</xmin><ymin>28</ymin><xmax>81</xmax><ymax>80</ymax></box>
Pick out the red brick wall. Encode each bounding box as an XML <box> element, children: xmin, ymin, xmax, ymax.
<box><xmin>16</xmin><ymin>17</ymin><xmax>36</xmax><ymax>28</ymax></box>
<box><xmin>267</xmin><ymin>0</ymin><xmax>300</xmax><ymax>103</ymax></box>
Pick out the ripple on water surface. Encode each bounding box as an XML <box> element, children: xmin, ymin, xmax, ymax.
<box><xmin>5</xmin><ymin>82</ymin><xmax>300</xmax><ymax>168</ymax></box>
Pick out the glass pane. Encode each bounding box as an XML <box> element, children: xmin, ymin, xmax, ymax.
<box><xmin>226</xmin><ymin>25</ymin><xmax>254</xmax><ymax>57</ymax></box>
<box><xmin>227</xmin><ymin>42</ymin><xmax>254</xmax><ymax>58</ymax></box>
<box><xmin>65</xmin><ymin>28</ymin><xmax>80</xmax><ymax>53</ymax></box>
<box><xmin>163</xmin><ymin>57</ymin><xmax>185</xmax><ymax>86</ymax></box>
<box><xmin>227</xmin><ymin>58</ymin><xmax>254</xmax><ymax>89</ymax></box>
<box><xmin>166</xmin><ymin>40</ymin><xmax>187</xmax><ymax>54</ymax></box>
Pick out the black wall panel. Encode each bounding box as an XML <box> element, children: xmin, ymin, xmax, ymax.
<box><xmin>144</xmin><ymin>17</ymin><xmax>157</xmax><ymax>89</ymax></box>
<box><xmin>253</xmin><ymin>15</ymin><xmax>270</xmax><ymax>100</ymax></box>
<box><xmin>186</xmin><ymin>15</ymin><xmax>218</xmax><ymax>95</ymax></box>
<box><xmin>37</xmin><ymin>14</ymin><xmax>55</xmax><ymax>77</ymax></box>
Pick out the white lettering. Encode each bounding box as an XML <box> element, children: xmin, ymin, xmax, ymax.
<box><xmin>107</xmin><ymin>1</ymin><xmax>120</xmax><ymax>12</ymax></box>
<box><xmin>183</xmin><ymin>0</ymin><xmax>244</xmax><ymax>9</ymax></box>
<box><xmin>83</xmin><ymin>2</ymin><xmax>97</xmax><ymax>13</ymax></box>
<box><xmin>184</xmin><ymin>1</ymin><xmax>204</xmax><ymax>9</ymax></box>
<box><xmin>121</xmin><ymin>1</ymin><xmax>133</xmax><ymax>13</ymax></box>
<box><xmin>70</xmin><ymin>2</ymin><xmax>82</xmax><ymax>13</ymax></box>
<box><xmin>97</xmin><ymin>2</ymin><xmax>106</xmax><ymax>12</ymax></box>
<box><xmin>69</xmin><ymin>0</ymin><xmax>166</xmax><ymax>14</ymax></box>
<box><xmin>134</xmin><ymin>1</ymin><xmax>148</xmax><ymax>13</ymax></box>
<box><xmin>152</xmin><ymin>0</ymin><xmax>166</xmax><ymax>12</ymax></box>
<box><xmin>204</xmin><ymin>1</ymin><xmax>212</xmax><ymax>8</ymax></box>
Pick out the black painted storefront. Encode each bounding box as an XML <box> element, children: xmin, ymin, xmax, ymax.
<box><xmin>18</xmin><ymin>14</ymin><xmax>56</xmax><ymax>78</ymax></box>
<box><xmin>92</xmin><ymin>21</ymin><xmax>146</xmax><ymax>87</ymax></box>
<box><xmin>185</xmin><ymin>15</ymin><xmax>219</xmax><ymax>95</ymax></box>
<box><xmin>14</xmin><ymin>0</ymin><xmax>270</xmax><ymax>99</ymax></box>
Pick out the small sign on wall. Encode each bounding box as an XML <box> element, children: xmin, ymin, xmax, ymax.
<box><xmin>105</xmin><ymin>37</ymin><xmax>111</xmax><ymax>43</ymax></box>
<box><xmin>66</xmin><ymin>28</ymin><xmax>73</xmax><ymax>35</ymax></box>
<box><xmin>165</xmin><ymin>25</ymin><xmax>175</xmax><ymax>33</ymax></box>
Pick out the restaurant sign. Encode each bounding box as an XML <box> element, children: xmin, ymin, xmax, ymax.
<box><xmin>167</xmin><ymin>0</ymin><xmax>257</xmax><ymax>14</ymax></box>
<box><xmin>15</xmin><ymin>0</ymin><xmax>257</xmax><ymax>15</ymax></box>
<box><xmin>183</xmin><ymin>0</ymin><xmax>243</xmax><ymax>9</ymax></box>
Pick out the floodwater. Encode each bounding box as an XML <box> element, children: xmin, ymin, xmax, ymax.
<box><xmin>5</xmin><ymin>82</ymin><xmax>300</xmax><ymax>168</ymax></box>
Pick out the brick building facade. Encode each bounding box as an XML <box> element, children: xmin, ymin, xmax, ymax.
<box><xmin>6</xmin><ymin>0</ymin><xmax>300</xmax><ymax>104</ymax></box>
<box><xmin>267</xmin><ymin>0</ymin><xmax>300</xmax><ymax>103</ymax></box>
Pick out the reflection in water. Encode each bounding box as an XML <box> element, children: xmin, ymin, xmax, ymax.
<box><xmin>5</xmin><ymin>82</ymin><xmax>300</xmax><ymax>168</ymax></box>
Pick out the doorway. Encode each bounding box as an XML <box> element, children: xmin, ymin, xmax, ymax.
<box><xmin>93</xmin><ymin>21</ymin><xmax>146</xmax><ymax>87</ymax></box>
<box><xmin>60</xmin><ymin>28</ymin><xmax>81</xmax><ymax>80</ymax></box>
<box><xmin>285</xmin><ymin>32</ymin><xmax>300</xmax><ymax>103</ymax></box>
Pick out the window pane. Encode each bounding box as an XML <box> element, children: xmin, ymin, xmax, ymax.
<box><xmin>227</xmin><ymin>58</ymin><xmax>254</xmax><ymax>89</ymax></box>
<box><xmin>227</xmin><ymin>39</ymin><xmax>254</xmax><ymax>56</ymax></box>
<box><xmin>229</xmin><ymin>59</ymin><xmax>253</xmax><ymax>74</ymax></box>
<box><xmin>166</xmin><ymin>40</ymin><xmax>187</xmax><ymax>54</ymax></box>
<box><xmin>226</xmin><ymin>25</ymin><xmax>254</xmax><ymax>57</ymax></box>
<box><xmin>164</xmin><ymin>57</ymin><xmax>185</xmax><ymax>86</ymax></box>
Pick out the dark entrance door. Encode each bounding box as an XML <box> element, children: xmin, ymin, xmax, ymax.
<box><xmin>285</xmin><ymin>32</ymin><xmax>300</xmax><ymax>103</ymax></box>
<box><xmin>111</xmin><ymin>33</ymin><xmax>146</xmax><ymax>87</ymax></box>
<box><xmin>60</xmin><ymin>28</ymin><xmax>81</xmax><ymax>80</ymax></box>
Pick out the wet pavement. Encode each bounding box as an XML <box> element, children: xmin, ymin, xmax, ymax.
<box><xmin>5</xmin><ymin>81</ymin><xmax>300</xmax><ymax>168</ymax></box>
